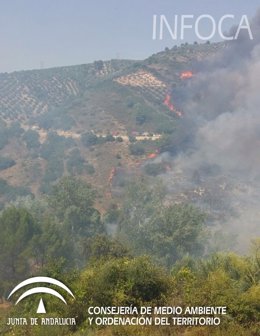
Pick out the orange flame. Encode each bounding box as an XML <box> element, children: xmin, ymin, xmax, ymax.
<box><xmin>147</xmin><ymin>153</ymin><xmax>157</xmax><ymax>159</ymax></box>
<box><xmin>163</xmin><ymin>94</ymin><xmax>175</xmax><ymax>111</ymax></box>
<box><xmin>163</xmin><ymin>94</ymin><xmax>183</xmax><ymax>117</ymax></box>
<box><xmin>109</xmin><ymin>167</ymin><xmax>116</xmax><ymax>184</ymax></box>
<box><xmin>180</xmin><ymin>71</ymin><xmax>193</xmax><ymax>79</ymax></box>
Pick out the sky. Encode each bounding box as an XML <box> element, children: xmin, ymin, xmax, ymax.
<box><xmin>0</xmin><ymin>0</ymin><xmax>259</xmax><ymax>73</ymax></box>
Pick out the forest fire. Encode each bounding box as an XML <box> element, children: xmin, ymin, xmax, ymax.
<box><xmin>164</xmin><ymin>94</ymin><xmax>175</xmax><ymax>112</ymax></box>
<box><xmin>180</xmin><ymin>71</ymin><xmax>193</xmax><ymax>79</ymax></box>
<box><xmin>108</xmin><ymin>167</ymin><xmax>116</xmax><ymax>184</ymax></box>
<box><xmin>147</xmin><ymin>149</ymin><xmax>160</xmax><ymax>159</ymax></box>
<box><xmin>163</xmin><ymin>94</ymin><xmax>183</xmax><ymax>117</ymax></box>
<box><xmin>147</xmin><ymin>153</ymin><xmax>157</xmax><ymax>159</ymax></box>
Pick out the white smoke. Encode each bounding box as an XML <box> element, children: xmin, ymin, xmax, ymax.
<box><xmin>163</xmin><ymin>10</ymin><xmax>260</xmax><ymax>252</ymax></box>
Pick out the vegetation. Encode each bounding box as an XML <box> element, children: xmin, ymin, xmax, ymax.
<box><xmin>81</xmin><ymin>132</ymin><xmax>99</xmax><ymax>147</ymax></box>
<box><xmin>0</xmin><ymin>175</ymin><xmax>258</xmax><ymax>336</ymax></box>
<box><xmin>22</xmin><ymin>130</ymin><xmax>40</xmax><ymax>150</ymax></box>
<box><xmin>0</xmin><ymin>42</ymin><xmax>221</xmax><ymax>207</ymax></box>
<box><xmin>0</xmin><ymin>43</ymin><xmax>258</xmax><ymax>336</ymax></box>
<box><xmin>0</xmin><ymin>128</ymin><xmax>8</xmax><ymax>150</ymax></box>
<box><xmin>129</xmin><ymin>143</ymin><xmax>146</xmax><ymax>156</ymax></box>
<box><xmin>40</xmin><ymin>132</ymin><xmax>74</xmax><ymax>160</ymax></box>
<box><xmin>39</xmin><ymin>133</ymin><xmax>75</xmax><ymax>190</ymax></box>
<box><xmin>66</xmin><ymin>148</ymin><xmax>86</xmax><ymax>175</ymax></box>
<box><xmin>0</xmin><ymin>208</ymin><xmax>39</xmax><ymax>291</ymax></box>
<box><xmin>118</xmin><ymin>179</ymin><xmax>207</xmax><ymax>266</ymax></box>
<box><xmin>0</xmin><ymin>157</ymin><xmax>15</xmax><ymax>170</ymax></box>
<box><xmin>1</xmin><ymin>235</ymin><xmax>259</xmax><ymax>335</ymax></box>
<box><xmin>42</xmin><ymin>156</ymin><xmax>64</xmax><ymax>184</ymax></box>
<box><xmin>81</xmin><ymin>132</ymin><xmax>117</xmax><ymax>148</ymax></box>
<box><xmin>0</xmin><ymin>179</ymin><xmax>31</xmax><ymax>209</ymax></box>
<box><xmin>144</xmin><ymin>162</ymin><xmax>166</xmax><ymax>176</ymax></box>
<box><xmin>0</xmin><ymin>120</ymin><xmax>24</xmax><ymax>150</ymax></box>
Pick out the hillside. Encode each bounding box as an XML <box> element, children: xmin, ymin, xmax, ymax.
<box><xmin>1</xmin><ymin>38</ymin><xmax>259</xmax><ymax>336</ymax></box>
<box><xmin>0</xmin><ymin>42</ymin><xmax>224</xmax><ymax>210</ymax></box>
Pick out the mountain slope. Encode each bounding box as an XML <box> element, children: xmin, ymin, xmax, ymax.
<box><xmin>0</xmin><ymin>42</ymin><xmax>223</xmax><ymax>210</ymax></box>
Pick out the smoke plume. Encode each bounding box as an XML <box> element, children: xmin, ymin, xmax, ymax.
<box><xmin>164</xmin><ymin>10</ymin><xmax>260</xmax><ymax>252</ymax></box>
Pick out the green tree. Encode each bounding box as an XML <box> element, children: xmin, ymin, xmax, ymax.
<box><xmin>81</xmin><ymin>132</ymin><xmax>98</xmax><ymax>147</ymax></box>
<box><xmin>129</xmin><ymin>143</ymin><xmax>145</xmax><ymax>155</ymax></box>
<box><xmin>119</xmin><ymin>179</ymin><xmax>207</xmax><ymax>267</ymax></box>
<box><xmin>22</xmin><ymin>129</ymin><xmax>40</xmax><ymax>150</ymax></box>
<box><xmin>0</xmin><ymin>156</ymin><xmax>15</xmax><ymax>170</ymax></box>
<box><xmin>31</xmin><ymin>219</ymin><xmax>72</xmax><ymax>268</ymax></box>
<box><xmin>49</xmin><ymin>176</ymin><xmax>96</xmax><ymax>219</ymax></box>
<box><xmin>82</xmin><ymin>234</ymin><xmax>130</xmax><ymax>261</ymax></box>
<box><xmin>48</xmin><ymin>176</ymin><xmax>105</xmax><ymax>264</ymax></box>
<box><xmin>74</xmin><ymin>256</ymin><xmax>170</xmax><ymax>309</ymax></box>
<box><xmin>66</xmin><ymin>148</ymin><xmax>85</xmax><ymax>175</ymax></box>
<box><xmin>43</xmin><ymin>156</ymin><xmax>64</xmax><ymax>183</ymax></box>
<box><xmin>94</xmin><ymin>60</ymin><xmax>104</xmax><ymax>71</ymax></box>
<box><xmin>0</xmin><ymin>207</ymin><xmax>39</xmax><ymax>294</ymax></box>
<box><xmin>118</xmin><ymin>178</ymin><xmax>165</xmax><ymax>252</ymax></box>
<box><xmin>8</xmin><ymin>121</ymin><xmax>24</xmax><ymax>138</ymax></box>
<box><xmin>144</xmin><ymin>162</ymin><xmax>166</xmax><ymax>176</ymax></box>
<box><xmin>136</xmin><ymin>111</ymin><xmax>147</xmax><ymax>125</ymax></box>
<box><xmin>149</xmin><ymin>204</ymin><xmax>207</xmax><ymax>266</ymax></box>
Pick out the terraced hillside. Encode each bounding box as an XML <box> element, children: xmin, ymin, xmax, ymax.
<box><xmin>114</xmin><ymin>69</ymin><xmax>167</xmax><ymax>102</ymax></box>
<box><xmin>0</xmin><ymin>42</ymin><xmax>223</xmax><ymax>210</ymax></box>
<box><xmin>0</xmin><ymin>60</ymin><xmax>134</xmax><ymax>124</ymax></box>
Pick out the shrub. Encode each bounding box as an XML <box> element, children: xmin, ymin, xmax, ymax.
<box><xmin>67</xmin><ymin>148</ymin><xmax>85</xmax><ymax>175</ymax></box>
<box><xmin>0</xmin><ymin>157</ymin><xmax>15</xmax><ymax>170</ymax></box>
<box><xmin>144</xmin><ymin>163</ymin><xmax>166</xmax><ymax>176</ymax></box>
<box><xmin>86</xmin><ymin>164</ymin><xmax>95</xmax><ymax>175</ymax></box>
<box><xmin>81</xmin><ymin>132</ymin><xmax>98</xmax><ymax>147</ymax></box>
<box><xmin>129</xmin><ymin>143</ymin><xmax>145</xmax><ymax>156</ymax></box>
<box><xmin>23</xmin><ymin>129</ymin><xmax>40</xmax><ymax>149</ymax></box>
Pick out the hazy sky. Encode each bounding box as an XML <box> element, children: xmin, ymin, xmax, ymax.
<box><xmin>0</xmin><ymin>0</ymin><xmax>259</xmax><ymax>73</ymax></box>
